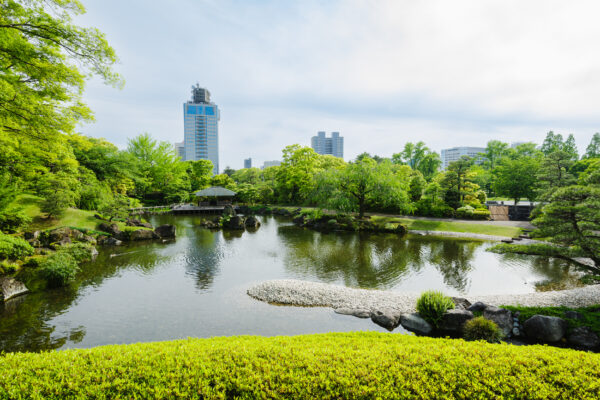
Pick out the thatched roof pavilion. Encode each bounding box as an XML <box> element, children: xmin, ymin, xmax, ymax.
<box><xmin>193</xmin><ymin>186</ymin><xmax>236</xmax><ymax>197</ymax></box>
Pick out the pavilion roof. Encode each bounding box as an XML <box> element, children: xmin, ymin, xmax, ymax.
<box><xmin>193</xmin><ymin>186</ymin><xmax>236</xmax><ymax>197</ymax></box>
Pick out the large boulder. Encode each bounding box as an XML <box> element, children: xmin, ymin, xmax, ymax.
<box><xmin>523</xmin><ymin>315</ymin><xmax>567</xmax><ymax>342</ymax></box>
<box><xmin>126</xmin><ymin>218</ymin><xmax>153</xmax><ymax>229</ymax></box>
<box><xmin>439</xmin><ymin>309</ymin><xmax>474</xmax><ymax>334</ymax></box>
<box><xmin>334</xmin><ymin>308</ymin><xmax>371</xmax><ymax>319</ymax></box>
<box><xmin>154</xmin><ymin>224</ymin><xmax>176</xmax><ymax>238</ymax></box>
<box><xmin>0</xmin><ymin>277</ymin><xmax>29</xmax><ymax>302</ymax></box>
<box><xmin>567</xmin><ymin>327</ymin><xmax>600</xmax><ymax>350</ymax></box>
<box><xmin>98</xmin><ymin>222</ymin><xmax>121</xmax><ymax>236</ymax></box>
<box><xmin>225</xmin><ymin>216</ymin><xmax>245</xmax><ymax>230</ymax></box>
<box><xmin>451</xmin><ymin>297</ymin><xmax>472</xmax><ymax>311</ymax></box>
<box><xmin>48</xmin><ymin>226</ymin><xmax>83</xmax><ymax>243</ymax></box>
<box><xmin>98</xmin><ymin>236</ymin><xmax>122</xmax><ymax>246</ymax></box>
<box><xmin>400</xmin><ymin>313</ymin><xmax>433</xmax><ymax>335</ymax></box>
<box><xmin>244</xmin><ymin>216</ymin><xmax>261</xmax><ymax>229</ymax></box>
<box><xmin>467</xmin><ymin>301</ymin><xmax>487</xmax><ymax>312</ymax></box>
<box><xmin>129</xmin><ymin>229</ymin><xmax>159</xmax><ymax>241</ymax></box>
<box><xmin>483</xmin><ymin>306</ymin><xmax>513</xmax><ymax>337</ymax></box>
<box><xmin>223</xmin><ymin>205</ymin><xmax>236</xmax><ymax>217</ymax></box>
<box><xmin>370</xmin><ymin>309</ymin><xmax>401</xmax><ymax>330</ymax></box>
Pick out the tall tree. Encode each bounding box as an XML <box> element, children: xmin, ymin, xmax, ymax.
<box><xmin>481</xmin><ymin>140</ymin><xmax>509</xmax><ymax>170</ymax></box>
<box><xmin>536</xmin><ymin>150</ymin><xmax>577</xmax><ymax>200</ymax></box>
<box><xmin>584</xmin><ymin>133</ymin><xmax>600</xmax><ymax>159</ymax></box>
<box><xmin>534</xmin><ymin>186</ymin><xmax>600</xmax><ymax>270</ymax></box>
<box><xmin>276</xmin><ymin>145</ymin><xmax>322</xmax><ymax>203</ymax></box>
<box><xmin>494</xmin><ymin>157</ymin><xmax>539</xmax><ymax>205</ymax></box>
<box><xmin>0</xmin><ymin>0</ymin><xmax>122</xmax><ymax>138</ymax></box>
<box><xmin>541</xmin><ymin>131</ymin><xmax>565</xmax><ymax>155</ymax></box>
<box><xmin>563</xmin><ymin>134</ymin><xmax>579</xmax><ymax>161</ymax></box>
<box><xmin>417</xmin><ymin>152</ymin><xmax>441</xmax><ymax>181</ymax></box>
<box><xmin>441</xmin><ymin>156</ymin><xmax>476</xmax><ymax>208</ymax></box>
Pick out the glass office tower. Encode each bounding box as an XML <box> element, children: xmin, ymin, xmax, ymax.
<box><xmin>183</xmin><ymin>84</ymin><xmax>220</xmax><ymax>174</ymax></box>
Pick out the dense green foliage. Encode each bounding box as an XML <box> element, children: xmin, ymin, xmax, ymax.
<box><xmin>501</xmin><ymin>305</ymin><xmax>600</xmax><ymax>336</ymax></box>
<box><xmin>463</xmin><ymin>317</ymin><xmax>504</xmax><ymax>343</ymax></box>
<box><xmin>0</xmin><ymin>232</ymin><xmax>33</xmax><ymax>260</ymax></box>
<box><xmin>0</xmin><ymin>332</ymin><xmax>599</xmax><ymax>399</ymax></box>
<box><xmin>487</xmin><ymin>243</ymin><xmax>582</xmax><ymax>258</ymax></box>
<box><xmin>416</xmin><ymin>291</ymin><xmax>455</xmax><ymax>328</ymax></box>
<box><xmin>37</xmin><ymin>251</ymin><xmax>79</xmax><ymax>287</ymax></box>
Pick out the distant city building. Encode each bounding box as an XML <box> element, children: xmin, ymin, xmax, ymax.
<box><xmin>311</xmin><ymin>131</ymin><xmax>343</xmax><ymax>158</ymax></box>
<box><xmin>175</xmin><ymin>142</ymin><xmax>185</xmax><ymax>159</ymax></box>
<box><xmin>441</xmin><ymin>146</ymin><xmax>485</xmax><ymax>169</ymax></box>
<box><xmin>262</xmin><ymin>160</ymin><xmax>281</xmax><ymax>169</ymax></box>
<box><xmin>181</xmin><ymin>84</ymin><xmax>220</xmax><ymax>174</ymax></box>
<box><xmin>244</xmin><ymin>158</ymin><xmax>252</xmax><ymax>169</ymax></box>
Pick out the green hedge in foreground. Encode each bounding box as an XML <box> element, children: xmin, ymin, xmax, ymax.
<box><xmin>1</xmin><ymin>332</ymin><xmax>599</xmax><ymax>399</ymax></box>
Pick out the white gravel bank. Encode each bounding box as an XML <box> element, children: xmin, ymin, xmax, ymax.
<box><xmin>247</xmin><ymin>279</ymin><xmax>600</xmax><ymax>313</ymax></box>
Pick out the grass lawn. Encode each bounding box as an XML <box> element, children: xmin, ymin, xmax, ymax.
<box><xmin>12</xmin><ymin>194</ymin><xmax>126</xmax><ymax>232</ymax></box>
<box><xmin>371</xmin><ymin>216</ymin><xmax>522</xmax><ymax>237</ymax></box>
<box><xmin>0</xmin><ymin>332</ymin><xmax>598</xmax><ymax>399</ymax></box>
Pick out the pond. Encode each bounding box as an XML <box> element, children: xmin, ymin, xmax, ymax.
<box><xmin>0</xmin><ymin>215</ymin><xmax>584</xmax><ymax>352</ymax></box>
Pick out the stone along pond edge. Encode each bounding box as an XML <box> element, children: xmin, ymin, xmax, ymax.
<box><xmin>247</xmin><ymin>279</ymin><xmax>600</xmax><ymax>351</ymax></box>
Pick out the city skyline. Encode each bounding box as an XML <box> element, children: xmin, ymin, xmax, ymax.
<box><xmin>77</xmin><ymin>0</ymin><xmax>600</xmax><ymax>169</ymax></box>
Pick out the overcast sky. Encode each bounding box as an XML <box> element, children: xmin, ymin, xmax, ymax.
<box><xmin>77</xmin><ymin>0</ymin><xmax>600</xmax><ymax>169</ymax></box>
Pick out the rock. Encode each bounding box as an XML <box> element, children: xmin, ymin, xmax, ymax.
<box><xmin>292</xmin><ymin>215</ymin><xmax>305</xmax><ymax>225</ymax></box>
<box><xmin>0</xmin><ymin>277</ymin><xmax>29</xmax><ymax>302</ymax></box>
<box><xmin>564</xmin><ymin>310</ymin><xmax>584</xmax><ymax>321</ymax></box>
<box><xmin>126</xmin><ymin>218</ymin><xmax>153</xmax><ymax>229</ymax></box>
<box><xmin>70</xmin><ymin>229</ymin><xmax>84</xmax><ymax>241</ymax></box>
<box><xmin>94</xmin><ymin>214</ymin><xmax>105</xmax><ymax>220</ymax></box>
<box><xmin>467</xmin><ymin>301</ymin><xmax>487</xmax><ymax>312</ymax></box>
<box><xmin>512</xmin><ymin>327</ymin><xmax>520</xmax><ymax>336</ymax></box>
<box><xmin>154</xmin><ymin>224</ymin><xmax>176</xmax><ymax>238</ymax></box>
<box><xmin>334</xmin><ymin>308</ymin><xmax>371</xmax><ymax>319</ymax></box>
<box><xmin>400</xmin><ymin>313</ymin><xmax>433</xmax><ymax>335</ymax></box>
<box><xmin>567</xmin><ymin>327</ymin><xmax>600</xmax><ymax>349</ymax></box>
<box><xmin>48</xmin><ymin>227</ymin><xmax>74</xmax><ymax>243</ymax></box>
<box><xmin>99</xmin><ymin>236</ymin><xmax>122</xmax><ymax>246</ymax></box>
<box><xmin>439</xmin><ymin>309</ymin><xmax>474</xmax><ymax>334</ymax></box>
<box><xmin>223</xmin><ymin>204</ymin><xmax>236</xmax><ymax>217</ymax></box>
<box><xmin>129</xmin><ymin>229</ymin><xmax>159</xmax><ymax>241</ymax></box>
<box><xmin>370</xmin><ymin>309</ymin><xmax>401</xmax><ymax>330</ymax></box>
<box><xmin>451</xmin><ymin>297</ymin><xmax>472</xmax><ymax>310</ymax></box>
<box><xmin>98</xmin><ymin>222</ymin><xmax>121</xmax><ymax>236</ymax></box>
<box><xmin>89</xmin><ymin>246</ymin><xmax>99</xmax><ymax>260</ymax></box>
<box><xmin>225</xmin><ymin>216</ymin><xmax>245</xmax><ymax>230</ymax></box>
<box><xmin>483</xmin><ymin>307</ymin><xmax>513</xmax><ymax>337</ymax></box>
<box><xmin>82</xmin><ymin>235</ymin><xmax>97</xmax><ymax>245</ymax></box>
<box><xmin>244</xmin><ymin>216</ymin><xmax>261</xmax><ymax>229</ymax></box>
<box><xmin>523</xmin><ymin>315</ymin><xmax>567</xmax><ymax>342</ymax></box>
<box><xmin>27</xmin><ymin>239</ymin><xmax>41</xmax><ymax>248</ymax></box>
<box><xmin>24</xmin><ymin>231</ymin><xmax>40</xmax><ymax>240</ymax></box>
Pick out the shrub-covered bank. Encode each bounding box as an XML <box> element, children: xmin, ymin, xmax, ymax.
<box><xmin>1</xmin><ymin>333</ymin><xmax>599</xmax><ymax>399</ymax></box>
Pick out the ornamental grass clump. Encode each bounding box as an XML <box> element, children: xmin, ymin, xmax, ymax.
<box><xmin>416</xmin><ymin>290</ymin><xmax>455</xmax><ymax>328</ymax></box>
<box><xmin>464</xmin><ymin>316</ymin><xmax>504</xmax><ymax>343</ymax></box>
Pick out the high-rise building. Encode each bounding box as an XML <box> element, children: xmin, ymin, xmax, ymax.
<box><xmin>175</xmin><ymin>142</ymin><xmax>185</xmax><ymax>159</ymax></box>
<box><xmin>181</xmin><ymin>84</ymin><xmax>220</xmax><ymax>174</ymax></box>
<box><xmin>244</xmin><ymin>158</ymin><xmax>252</xmax><ymax>169</ymax></box>
<box><xmin>311</xmin><ymin>131</ymin><xmax>343</xmax><ymax>158</ymax></box>
<box><xmin>262</xmin><ymin>160</ymin><xmax>281</xmax><ymax>169</ymax></box>
<box><xmin>440</xmin><ymin>146</ymin><xmax>485</xmax><ymax>169</ymax></box>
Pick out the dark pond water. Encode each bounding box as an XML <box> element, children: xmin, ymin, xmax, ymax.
<box><xmin>0</xmin><ymin>215</ymin><xmax>584</xmax><ymax>352</ymax></box>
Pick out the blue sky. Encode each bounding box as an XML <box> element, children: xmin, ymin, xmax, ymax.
<box><xmin>77</xmin><ymin>0</ymin><xmax>600</xmax><ymax>169</ymax></box>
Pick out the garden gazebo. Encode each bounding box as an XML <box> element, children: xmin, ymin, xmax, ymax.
<box><xmin>194</xmin><ymin>186</ymin><xmax>236</xmax><ymax>206</ymax></box>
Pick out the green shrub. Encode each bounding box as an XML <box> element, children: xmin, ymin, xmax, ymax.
<box><xmin>487</xmin><ymin>243</ymin><xmax>581</xmax><ymax>258</ymax></box>
<box><xmin>0</xmin><ymin>208</ymin><xmax>32</xmax><ymax>233</ymax></box>
<box><xmin>416</xmin><ymin>290</ymin><xmax>455</xmax><ymax>328</ymax></box>
<box><xmin>60</xmin><ymin>243</ymin><xmax>95</xmax><ymax>263</ymax></box>
<box><xmin>455</xmin><ymin>205</ymin><xmax>475</xmax><ymax>219</ymax></box>
<box><xmin>0</xmin><ymin>333</ymin><xmax>599</xmax><ymax>399</ymax></box>
<box><xmin>472</xmin><ymin>209</ymin><xmax>491</xmax><ymax>220</ymax></box>
<box><xmin>464</xmin><ymin>317</ymin><xmax>504</xmax><ymax>343</ymax></box>
<box><xmin>38</xmin><ymin>252</ymin><xmax>79</xmax><ymax>287</ymax></box>
<box><xmin>0</xmin><ymin>232</ymin><xmax>34</xmax><ymax>260</ymax></box>
<box><xmin>0</xmin><ymin>260</ymin><xmax>18</xmax><ymax>274</ymax></box>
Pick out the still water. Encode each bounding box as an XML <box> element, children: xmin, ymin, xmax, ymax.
<box><xmin>0</xmin><ymin>215</ymin><xmax>583</xmax><ymax>352</ymax></box>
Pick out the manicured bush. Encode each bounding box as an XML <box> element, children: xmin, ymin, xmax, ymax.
<box><xmin>37</xmin><ymin>252</ymin><xmax>79</xmax><ymax>287</ymax></box>
<box><xmin>0</xmin><ymin>209</ymin><xmax>31</xmax><ymax>233</ymax></box>
<box><xmin>0</xmin><ymin>232</ymin><xmax>34</xmax><ymax>261</ymax></box>
<box><xmin>464</xmin><ymin>317</ymin><xmax>504</xmax><ymax>343</ymax></box>
<box><xmin>0</xmin><ymin>333</ymin><xmax>599</xmax><ymax>399</ymax></box>
<box><xmin>416</xmin><ymin>290</ymin><xmax>455</xmax><ymax>328</ymax></box>
<box><xmin>60</xmin><ymin>243</ymin><xmax>96</xmax><ymax>263</ymax></box>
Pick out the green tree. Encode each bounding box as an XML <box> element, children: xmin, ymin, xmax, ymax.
<box><xmin>480</xmin><ymin>140</ymin><xmax>509</xmax><ymax>170</ymax></box>
<box><xmin>223</xmin><ymin>166</ymin><xmax>235</xmax><ymax>177</ymax></box>
<box><xmin>441</xmin><ymin>156</ymin><xmax>476</xmax><ymax>208</ymax></box>
<box><xmin>186</xmin><ymin>160</ymin><xmax>214</xmax><ymax>192</ymax></box>
<box><xmin>276</xmin><ymin>145</ymin><xmax>322</xmax><ymax>203</ymax></box>
<box><xmin>0</xmin><ymin>0</ymin><xmax>122</xmax><ymax>138</ymax></box>
<box><xmin>99</xmin><ymin>194</ymin><xmax>130</xmax><ymax>221</ymax></box>
<box><xmin>210</xmin><ymin>174</ymin><xmax>236</xmax><ymax>190</ymax></box>
<box><xmin>408</xmin><ymin>171</ymin><xmax>427</xmax><ymax>202</ymax></box>
<box><xmin>563</xmin><ymin>134</ymin><xmax>579</xmax><ymax>161</ymax></box>
<box><xmin>536</xmin><ymin>151</ymin><xmax>577</xmax><ymax>200</ymax></box>
<box><xmin>541</xmin><ymin>131</ymin><xmax>564</xmax><ymax>155</ymax></box>
<box><xmin>584</xmin><ymin>133</ymin><xmax>600</xmax><ymax>159</ymax></box>
<box><xmin>494</xmin><ymin>157</ymin><xmax>539</xmax><ymax>205</ymax></box>
<box><xmin>417</xmin><ymin>152</ymin><xmax>442</xmax><ymax>180</ymax></box>
<box><xmin>534</xmin><ymin>186</ymin><xmax>600</xmax><ymax>270</ymax></box>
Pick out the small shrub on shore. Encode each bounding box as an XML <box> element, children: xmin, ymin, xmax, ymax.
<box><xmin>416</xmin><ymin>290</ymin><xmax>455</xmax><ymax>328</ymax></box>
<box><xmin>0</xmin><ymin>232</ymin><xmax>34</xmax><ymax>261</ymax></box>
<box><xmin>38</xmin><ymin>252</ymin><xmax>79</xmax><ymax>287</ymax></box>
<box><xmin>464</xmin><ymin>317</ymin><xmax>504</xmax><ymax>343</ymax></box>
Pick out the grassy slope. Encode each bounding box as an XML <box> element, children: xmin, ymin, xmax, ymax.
<box><xmin>14</xmin><ymin>194</ymin><xmax>127</xmax><ymax>232</ymax></box>
<box><xmin>372</xmin><ymin>216</ymin><xmax>522</xmax><ymax>238</ymax></box>
<box><xmin>0</xmin><ymin>332</ymin><xmax>598</xmax><ymax>399</ymax></box>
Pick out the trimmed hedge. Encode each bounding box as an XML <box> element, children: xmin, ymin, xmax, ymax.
<box><xmin>1</xmin><ymin>333</ymin><xmax>599</xmax><ymax>399</ymax></box>
<box><xmin>0</xmin><ymin>232</ymin><xmax>34</xmax><ymax>261</ymax></box>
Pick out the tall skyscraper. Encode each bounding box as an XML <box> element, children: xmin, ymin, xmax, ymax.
<box><xmin>182</xmin><ymin>84</ymin><xmax>220</xmax><ymax>174</ymax></box>
<box><xmin>311</xmin><ymin>131</ymin><xmax>343</xmax><ymax>158</ymax></box>
<box><xmin>244</xmin><ymin>158</ymin><xmax>252</xmax><ymax>169</ymax></box>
